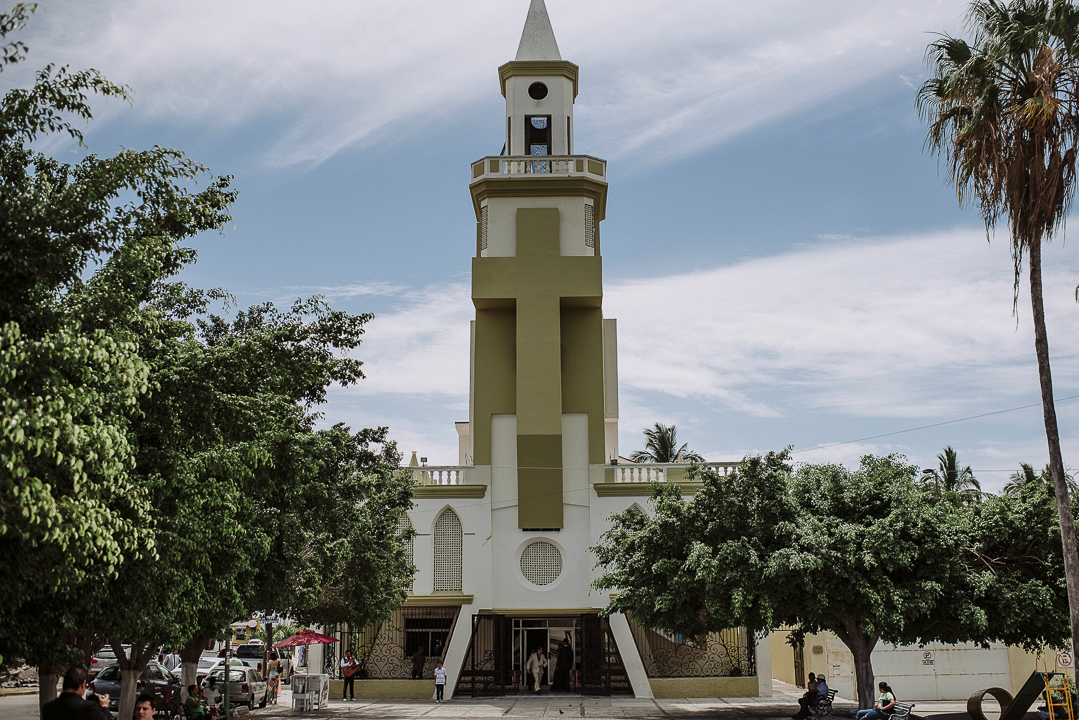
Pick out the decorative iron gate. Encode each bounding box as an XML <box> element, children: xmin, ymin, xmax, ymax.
<box><xmin>625</xmin><ymin>616</ymin><xmax>757</xmax><ymax>678</ymax></box>
<box><xmin>456</xmin><ymin>614</ymin><xmax>513</xmax><ymax>697</ymax></box>
<box><xmin>324</xmin><ymin>607</ymin><xmax>460</xmax><ymax>679</ymax></box>
<box><xmin>579</xmin><ymin>615</ymin><xmax>631</xmax><ymax>695</ymax></box>
<box><xmin>794</xmin><ymin>642</ymin><xmax>805</xmax><ymax>688</ymax></box>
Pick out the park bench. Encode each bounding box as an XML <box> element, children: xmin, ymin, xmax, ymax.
<box><xmin>813</xmin><ymin>689</ymin><xmax>838</xmax><ymax>719</ymax></box>
<box><xmin>891</xmin><ymin>702</ymin><xmax>916</xmax><ymax>720</ymax></box>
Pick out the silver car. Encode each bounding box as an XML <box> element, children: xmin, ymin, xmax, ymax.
<box><xmin>203</xmin><ymin>667</ymin><xmax>268</xmax><ymax>710</ymax></box>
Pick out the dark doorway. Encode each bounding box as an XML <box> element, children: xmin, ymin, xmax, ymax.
<box><xmin>525</xmin><ymin>116</ymin><xmax>551</xmax><ymax>156</ymax></box>
<box><xmin>794</xmin><ymin>643</ymin><xmax>806</xmax><ymax>688</ymax></box>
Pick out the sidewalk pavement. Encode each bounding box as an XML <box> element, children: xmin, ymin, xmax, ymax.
<box><xmin>0</xmin><ymin>680</ymin><xmax>988</xmax><ymax>720</ymax></box>
<box><xmin>251</xmin><ymin>680</ymin><xmax>979</xmax><ymax>719</ymax></box>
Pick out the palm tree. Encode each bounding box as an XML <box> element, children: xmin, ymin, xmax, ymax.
<box><xmin>629</xmin><ymin>423</ymin><xmax>704</xmax><ymax>463</ymax></box>
<box><xmin>926</xmin><ymin>446</ymin><xmax>982</xmax><ymax>503</ymax></box>
<box><xmin>1005</xmin><ymin>461</ymin><xmax>1078</xmax><ymax>495</ymax></box>
<box><xmin>1004</xmin><ymin>462</ymin><xmax>1041</xmax><ymax>495</ymax></box>
<box><xmin>919</xmin><ymin>0</ymin><xmax>1079</xmax><ymax>671</ymax></box>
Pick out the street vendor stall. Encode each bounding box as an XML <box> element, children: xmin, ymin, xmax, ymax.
<box><xmin>274</xmin><ymin>630</ymin><xmax>338</xmax><ymax>710</ymax></box>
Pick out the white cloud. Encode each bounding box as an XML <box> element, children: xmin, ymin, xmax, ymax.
<box><xmin>19</xmin><ymin>0</ymin><xmax>964</xmax><ymax>169</ymax></box>
<box><xmin>314</xmin><ymin>226</ymin><xmax>1079</xmax><ymax>478</ymax></box>
<box><xmin>607</xmin><ymin>229</ymin><xmax>1079</xmax><ymax>419</ymax></box>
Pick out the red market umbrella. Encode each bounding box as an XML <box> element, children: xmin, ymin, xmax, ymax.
<box><xmin>272</xmin><ymin>629</ymin><xmax>339</xmax><ymax>648</ymax></box>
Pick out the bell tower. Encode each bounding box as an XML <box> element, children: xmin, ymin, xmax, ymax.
<box><xmin>501</xmin><ymin>0</ymin><xmax>576</xmax><ymax>157</ymax></box>
<box><xmin>466</xmin><ymin>0</ymin><xmax>617</xmax><ymax>531</ymax></box>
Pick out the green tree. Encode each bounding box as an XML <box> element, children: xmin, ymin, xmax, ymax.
<box><xmin>918</xmin><ymin>0</ymin><xmax>1079</xmax><ymax>666</ymax></box>
<box><xmin>926</xmin><ymin>446</ymin><xmax>982</xmax><ymax>503</ymax></box>
<box><xmin>98</xmin><ymin>288</ymin><xmax>413</xmax><ymax>718</ymax></box>
<box><xmin>593</xmin><ymin>452</ymin><xmax>1070</xmax><ymax>708</ymax></box>
<box><xmin>0</xmin><ymin>3</ymin><xmax>234</xmax><ymax>687</ymax></box>
<box><xmin>629</xmin><ymin>422</ymin><xmax>704</xmax><ymax>463</ymax></box>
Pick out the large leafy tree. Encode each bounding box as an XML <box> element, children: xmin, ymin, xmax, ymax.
<box><xmin>97</xmin><ymin>288</ymin><xmax>413</xmax><ymax>719</ymax></box>
<box><xmin>629</xmin><ymin>422</ymin><xmax>704</xmax><ymax>463</ymax></box>
<box><xmin>0</xmin><ymin>3</ymin><xmax>234</xmax><ymax>685</ymax></box>
<box><xmin>593</xmin><ymin>452</ymin><xmax>1070</xmax><ymax>708</ymax></box>
<box><xmin>918</xmin><ymin>0</ymin><xmax>1079</xmax><ymax>666</ymax></box>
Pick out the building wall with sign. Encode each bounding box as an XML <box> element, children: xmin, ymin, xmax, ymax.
<box><xmin>770</xmin><ymin>630</ymin><xmax>1064</xmax><ymax>701</ymax></box>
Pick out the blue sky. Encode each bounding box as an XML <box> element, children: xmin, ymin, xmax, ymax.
<box><xmin>13</xmin><ymin>0</ymin><xmax>1079</xmax><ymax>491</ymax></box>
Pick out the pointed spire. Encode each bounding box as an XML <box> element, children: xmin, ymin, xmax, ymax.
<box><xmin>515</xmin><ymin>0</ymin><xmax>561</xmax><ymax>61</ymax></box>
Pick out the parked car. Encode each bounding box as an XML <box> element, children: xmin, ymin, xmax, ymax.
<box><xmin>88</xmin><ymin>646</ymin><xmax>129</xmax><ymax>681</ymax></box>
<box><xmin>88</xmin><ymin>661</ymin><xmax>181</xmax><ymax>716</ymax></box>
<box><xmin>197</xmin><ymin>658</ymin><xmax>245</xmax><ymax>686</ymax></box>
<box><xmin>204</xmin><ymin>667</ymin><xmax>267</xmax><ymax>710</ymax></box>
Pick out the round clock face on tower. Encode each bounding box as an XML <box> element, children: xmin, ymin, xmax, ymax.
<box><xmin>528</xmin><ymin>82</ymin><xmax>548</xmax><ymax>100</ymax></box>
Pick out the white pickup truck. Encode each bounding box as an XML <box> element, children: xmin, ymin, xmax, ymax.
<box><xmin>233</xmin><ymin>644</ymin><xmax>290</xmax><ymax>679</ymax></box>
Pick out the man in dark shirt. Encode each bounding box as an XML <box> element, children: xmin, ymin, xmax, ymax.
<box><xmin>42</xmin><ymin>666</ymin><xmax>110</xmax><ymax>720</ymax></box>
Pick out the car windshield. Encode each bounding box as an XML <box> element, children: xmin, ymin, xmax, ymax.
<box><xmin>96</xmin><ymin>650</ymin><xmax>116</xmax><ymax>659</ymax></box>
<box><xmin>207</xmin><ymin>670</ymin><xmax>245</xmax><ymax>683</ymax></box>
<box><xmin>198</xmin><ymin>660</ymin><xmax>215</xmax><ymax>669</ymax></box>
<box><xmin>96</xmin><ymin>667</ymin><xmax>120</xmax><ymax>681</ymax></box>
<box><xmin>234</xmin><ymin>646</ymin><xmax>262</xmax><ymax>658</ymax></box>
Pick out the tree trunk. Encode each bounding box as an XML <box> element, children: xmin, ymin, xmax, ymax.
<box><xmin>37</xmin><ymin>666</ymin><xmax>60</xmax><ymax>708</ymax></box>
<box><xmin>113</xmin><ymin>639</ymin><xmax>152</xmax><ymax>720</ymax></box>
<box><xmin>180</xmin><ymin>636</ymin><xmax>210</xmax><ymax>691</ymax></box>
<box><xmin>1029</xmin><ymin>240</ymin><xmax>1079</xmax><ymax>679</ymax></box>
<box><xmin>833</xmin><ymin>623</ymin><xmax>878</xmax><ymax>709</ymax></box>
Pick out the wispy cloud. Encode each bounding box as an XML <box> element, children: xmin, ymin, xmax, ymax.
<box><xmin>20</xmin><ymin>0</ymin><xmax>963</xmax><ymax>169</ymax></box>
<box><xmin>319</xmin><ymin>226</ymin><xmax>1079</xmax><ymax>480</ymax></box>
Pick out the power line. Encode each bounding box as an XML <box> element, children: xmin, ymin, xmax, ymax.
<box><xmin>791</xmin><ymin>393</ymin><xmax>1079</xmax><ymax>454</ymax></box>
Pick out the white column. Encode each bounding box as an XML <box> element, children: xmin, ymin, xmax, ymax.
<box><xmin>441</xmin><ymin>604</ymin><xmax>476</xmax><ymax>700</ymax></box>
<box><xmin>756</xmin><ymin>631</ymin><xmax>773</xmax><ymax>697</ymax></box>
<box><xmin>607</xmin><ymin>613</ymin><xmax>652</xmax><ymax>698</ymax></box>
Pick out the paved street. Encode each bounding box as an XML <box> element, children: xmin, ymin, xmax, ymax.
<box><xmin>0</xmin><ymin>682</ymin><xmax>988</xmax><ymax>720</ymax></box>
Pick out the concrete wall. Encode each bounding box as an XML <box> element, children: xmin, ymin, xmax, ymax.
<box><xmin>770</xmin><ymin>629</ymin><xmax>1062</xmax><ymax>701</ymax></box>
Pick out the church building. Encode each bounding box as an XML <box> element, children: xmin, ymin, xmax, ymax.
<box><xmin>315</xmin><ymin>0</ymin><xmax>772</xmax><ymax>700</ymax></box>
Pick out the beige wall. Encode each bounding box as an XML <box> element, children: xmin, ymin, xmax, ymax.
<box><xmin>770</xmin><ymin>631</ymin><xmax>1064</xmax><ymax>701</ymax></box>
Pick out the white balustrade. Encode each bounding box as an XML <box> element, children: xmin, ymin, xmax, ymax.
<box><xmin>607</xmin><ymin>462</ymin><xmax>739</xmax><ymax>483</ymax></box>
<box><xmin>411</xmin><ymin>466</ymin><xmax>468</xmax><ymax>486</ymax></box>
<box><xmin>470</xmin><ymin>155</ymin><xmax>606</xmax><ymax>181</ymax></box>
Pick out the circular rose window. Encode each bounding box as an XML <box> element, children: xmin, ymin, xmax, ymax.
<box><xmin>520</xmin><ymin>541</ymin><xmax>562</xmax><ymax>586</ymax></box>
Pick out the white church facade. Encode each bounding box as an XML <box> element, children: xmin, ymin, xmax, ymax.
<box><xmin>311</xmin><ymin>0</ymin><xmax>772</xmax><ymax>701</ymax></box>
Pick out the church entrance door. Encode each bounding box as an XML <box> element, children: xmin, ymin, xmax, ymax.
<box><xmin>513</xmin><ymin>618</ymin><xmax>576</xmax><ymax>693</ymax></box>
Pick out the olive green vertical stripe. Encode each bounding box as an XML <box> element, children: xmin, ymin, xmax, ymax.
<box><xmin>560</xmin><ymin>307</ymin><xmax>606</xmax><ymax>465</ymax></box>
<box><xmin>517</xmin><ymin>434</ymin><xmax>563</xmax><ymax>528</ymax></box>
<box><xmin>473</xmin><ymin>308</ymin><xmax>516</xmax><ymax>466</ymax></box>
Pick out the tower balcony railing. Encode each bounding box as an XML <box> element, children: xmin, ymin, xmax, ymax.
<box><xmin>411</xmin><ymin>466</ymin><xmax>468</xmax><ymax>486</ymax></box>
<box><xmin>470</xmin><ymin>154</ymin><xmax>606</xmax><ymax>183</ymax></box>
<box><xmin>606</xmin><ymin>461</ymin><xmax>739</xmax><ymax>483</ymax></box>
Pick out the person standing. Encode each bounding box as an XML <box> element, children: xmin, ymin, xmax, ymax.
<box><xmin>433</xmin><ymin>661</ymin><xmax>447</xmax><ymax>703</ymax></box>
<box><xmin>340</xmin><ymin>649</ymin><xmax>358</xmax><ymax>701</ymax></box>
<box><xmin>525</xmin><ymin>647</ymin><xmax>547</xmax><ymax>694</ymax></box>
<box><xmin>266</xmin><ymin>652</ymin><xmax>282</xmax><ymax>704</ymax></box>
<box><xmin>554</xmin><ymin>642</ymin><xmax>573</xmax><ymax>691</ymax></box>
<box><xmin>411</xmin><ymin>646</ymin><xmax>426</xmax><ymax>679</ymax></box>
<box><xmin>42</xmin><ymin>666</ymin><xmax>110</xmax><ymax>720</ymax></box>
